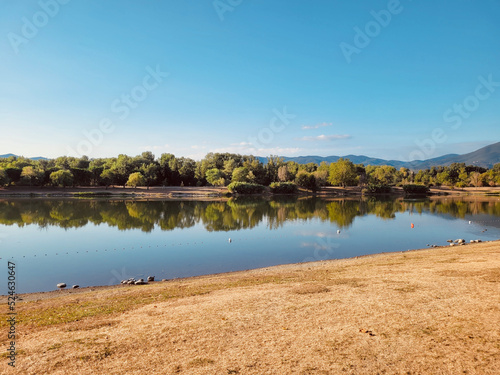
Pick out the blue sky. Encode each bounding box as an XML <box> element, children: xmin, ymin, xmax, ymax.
<box><xmin>1</xmin><ymin>0</ymin><xmax>499</xmax><ymax>161</ymax></box>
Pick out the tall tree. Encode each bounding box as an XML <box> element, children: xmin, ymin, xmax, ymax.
<box><xmin>328</xmin><ymin>158</ymin><xmax>357</xmax><ymax>187</ymax></box>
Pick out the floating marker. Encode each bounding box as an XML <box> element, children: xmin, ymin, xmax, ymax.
<box><xmin>411</xmin><ymin>223</ymin><xmax>414</xmax><ymax>228</ymax></box>
<box><xmin>228</xmin><ymin>238</ymin><xmax>232</xmax><ymax>243</ymax></box>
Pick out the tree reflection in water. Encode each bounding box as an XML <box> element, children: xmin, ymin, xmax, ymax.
<box><xmin>1</xmin><ymin>197</ymin><xmax>500</xmax><ymax>232</ymax></box>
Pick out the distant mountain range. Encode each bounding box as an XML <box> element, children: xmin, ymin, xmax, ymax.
<box><xmin>0</xmin><ymin>153</ymin><xmax>48</xmax><ymax>161</ymax></box>
<box><xmin>257</xmin><ymin>141</ymin><xmax>500</xmax><ymax>169</ymax></box>
<box><xmin>2</xmin><ymin>141</ymin><xmax>500</xmax><ymax>169</ymax></box>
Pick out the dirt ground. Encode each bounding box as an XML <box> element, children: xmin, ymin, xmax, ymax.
<box><xmin>2</xmin><ymin>185</ymin><xmax>500</xmax><ymax>199</ymax></box>
<box><xmin>1</xmin><ymin>241</ymin><xmax>499</xmax><ymax>374</ymax></box>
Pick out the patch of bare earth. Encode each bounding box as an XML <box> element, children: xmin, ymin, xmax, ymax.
<box><xmin>1</xmin><ymin>242</ymin><xmax>500</xmax><ymax>374</ymax></box>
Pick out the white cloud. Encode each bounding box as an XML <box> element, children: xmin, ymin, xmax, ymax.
<box><xmin>301</xmin><ymin>122</ymin><xmax>332</xmax><ymax>130</ymax></box>
<box><xmin>298</xmin><ymin>134</ymin><xmax>351</xmax><ymax>142</ymax></box>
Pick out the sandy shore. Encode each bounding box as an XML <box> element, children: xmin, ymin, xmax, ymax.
<box><xmin>1</xmin><ymin>241</ymin><xmax>499</xmax><ymax>374</ymax></box>
<box><xmin>2</xmin><ymin>185</ymin><xmax>500</xmax><ymax>199</ymax></box>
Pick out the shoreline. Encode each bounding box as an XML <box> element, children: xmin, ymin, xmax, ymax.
<box><xmin>1</xmin><ymin>185</ymin><xmax>500</xmax><ymax>198</ymax></box>
<box><xmin>3</xmin><ymin>239</ymin><xmax>499</xmax><ymax>302</ymax></box>
<box><xmin>1</xmin><ymin>240</ymin><xmax>499</xmax><ymax>373</ymax></box>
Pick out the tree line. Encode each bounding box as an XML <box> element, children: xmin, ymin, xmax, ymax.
<box><xmin>0</xmin><ymin>152</ymin><xmax>499</xmax><ymax>189</ymax></box>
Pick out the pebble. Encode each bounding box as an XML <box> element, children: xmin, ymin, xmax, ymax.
<box><xmin>147</xmin><ymin>276</ymin><xmax>155</xmax><ymax>282</ymax></box>
<box><xmin>57</xmin><ymin>283</ymin><xmax>66</xmax><ymax>289</ymax></box>
<box><xmin>72</xmin><ymin>285</ymin><xmax>79</xmax><ymax>289</ymax></box>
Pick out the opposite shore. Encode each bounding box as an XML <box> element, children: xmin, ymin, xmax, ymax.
<box><xmin>2</xmin><ymin>185</ymin><xmax>500</xmax><ymax>198</ymax></box>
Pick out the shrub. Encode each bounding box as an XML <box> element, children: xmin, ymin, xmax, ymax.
<box><xmin>402</xmin><ymin>184</ymin><xmax>429</xmax><ymax>195</ymax></box>
<box><xmin>269</xmin><ymin>182</ymin><xmax>298</xmax><ymax>194</ymax></box>
<box><xmin>364</xmin><ymin>184</ymin><xmax>392</xmax><ymax>194</ymax></box>
<box><xmin>227</xmin><ymin>182</ymin><xmax>266</xmax><ymax>194</ymax></box>
<box><xmin>295</xmin><ymin>171</ymin><xmax>317</xmax><ymax>191</ymax></box>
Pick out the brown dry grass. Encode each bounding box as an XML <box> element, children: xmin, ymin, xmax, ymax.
<box><xmin>1</xmin><ymin>242</ymin><xmax>500</xmax><ymax>374</ymax></box>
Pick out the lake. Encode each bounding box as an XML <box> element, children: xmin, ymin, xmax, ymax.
<box><xmin>1</xmin><ymin>196</ymin><xmax>500</xmax><ymax>294</ymax></box>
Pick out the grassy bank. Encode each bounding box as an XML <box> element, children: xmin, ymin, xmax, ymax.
<box><xmin>1</xmin><ymin>242</ymin><xmax>500</xmax><ymax>374</ymax></box>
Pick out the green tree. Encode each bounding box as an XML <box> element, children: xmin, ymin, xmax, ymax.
<box><xmin>232</xmin><ymin>167</ymin><xmax>249</xmax><ymax>183</ymax></box>
<box><xmin>126</xmin><ymin>172</ymin><xmax>145</xmax><ymax>188</ymax></box>
<box><xmin>100</xmin><ymin>169</ymin><xmax>116</xmax><ymax>188</ymax></box>
<box><xmin>0</xmin><ymin>169</ymin><xmax>10</xmax><ymax>186</ymax></box>
<box><xmin>50</xmin><ymin>170</ymin><xmax>74</xmax><ymax>187</ymax></box>
<box><xmin>469</xmin><ymin>172</ymin><xmax>483</xmax><ymax>188</ymax></box>
<box><xmin>206</xmin><ymin>168</ymin><xmax>225</xmax><ymax>186</ymax></box>
<box><xmin>328</xmin><ymin>158</ymin><xmax>357</xmax><ymax>187</ymax></box>
<box><xmin>21</xmin><ymin>166</ymin><xmax>43</xmax><ymax>186</ymax></box>
<box><xmin>295</xmin><ymin>170</ymin><xmax>317</xmax><ymax>190</ymax></box>
<box><xmin>140</xmin><ymin>163</ymin><xmax>159</xmax><ymax>189</ymax></box>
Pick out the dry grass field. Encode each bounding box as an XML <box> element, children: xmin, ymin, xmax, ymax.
<box><xmin>1</xmin><ymin>242</ymin><xmax>500</xmax><ymax>374</ymax></box>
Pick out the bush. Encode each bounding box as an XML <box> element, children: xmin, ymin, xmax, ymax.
<box><xmin>364</xmin><ymin>184</ymin><xmax>392</xmax><ymax>194</ymax></box>
<box><xmin>295</xmin><ymin>171</ymin><xmax>317</xmax><ymax>191</ymax></box>
<box><xmin>227</xmin><ymin>182</ymin><xmax>266</xmax><ymax>194</ymax></box>
<box><xmin>269</xmin><ymin>182</ymin><xmax>298</xmax><ymax>194</ymax></box>
<box><xmin>402</xmin><ymin>184</ymin><xmax>429</xmax><ymax>195</ymax></box>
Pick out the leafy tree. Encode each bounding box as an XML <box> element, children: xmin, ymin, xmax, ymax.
<box><xmin>206</xmin><ymin>168</ymin><xmax>225</xmax><ymax>186</ymax></box>
<box><xmin>469</xmin><ymin>172</ymin><xmax>483</xmax><ymax>188</ymax></box>
<box><xmin>50</xmin><ymin>170</ymin><xmax>74</xmax><ymax>187</ymax></box>
<box><xmin>70</xmin><ymin>168</ymin><xmax>92</xmax><ymax>186</ymax></box>
<box><xmin>328</xmin><ymin>158</ymin><xmax>357</xmax><ymax>187</ymax></box>
<box><xmin>21</xmin><ymin>166</ymin><xmax>43</xmax><ymax>186</ymax></box>
<box><xmin>295</xmin><ymin>170</ymin><xmax>317</xmax><ymax>190</ymax></box>
<box><xmin>126</xmin><ymin>172</ymin><xmax>145</xmax><ymax>188</ymax></box>
<box><xmin>4</xmin><ymin>168</ymin><xmax>22</xmax><ymax>185</ymax></box>
<box><xmin>223</xmin><ymin>159</ymin><xmax>238</xmax><ymax>181</ymax></box>
<box><xmin>140</xmin><ymin>163</ymin><xmax>159</xmax><ymax>189</ymax></box>
<box><xmin>100</xmin><ymin>169</ymin><xmax>116</xmax><ymax>188</ymax></box>
<box><xmin>0</xmin><ymin>169</ymin><xmax>10</xmax><ymax>186</ymax></box>
<box><xmin>232</xmin><ymin>167</ymin><xmax>249</xmax><ymax>183</ymax></box>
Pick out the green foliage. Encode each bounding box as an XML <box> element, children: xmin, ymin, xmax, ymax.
<box><xmin>126</xmin><ymin>172</ymin><xmax>145</xmax><ymax>188</ymax></box>
<box><xmin>206</xmin><ymin>168</ymin><xmax>225</xmax><ymax>186</ymax></box>
<box><xmin>328</xmin><ymin>158</ymin><xmax>357</xmax><ymax>187</ymax></box>
<box><xmin>402</xmin><ymin>184</ymin><xmax>429</xmax><ymax>195</ymax></box>
<box><xmin>0</xmin><ymin>169</ymin><xmax>10</xmax><ymax>186</ymax></box>
<box><xmin>227</xmin><ymin>182</ymin><xmax>266</xmax><ymax>194</ymax></box>
<box><xmin>50</xmin><ymin>170</ymin><xmax>74</xmax><ymax>187</ymax></box>
<box><xmin>269</xmin><ymin>182</ymin><xmax>298</xmax><ymax>194</ymax></box>
<box><xmin>231</xmin><ymin>167</ymin><xmax>249</xmax><ymax>183</ymax></box>
<box><xmin>295</xmin><ymin>170</ymin><xmax>317</xmax><ymax>190</ymax></box>
<box><xmin>364</xmin><ymin>184</ymin><xmax>392</xmax><ymax>195</ymax></box>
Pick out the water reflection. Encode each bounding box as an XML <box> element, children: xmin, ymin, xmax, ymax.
<box><xmin>1</xmin><ymin>196</ymin><xmax>500</xmax><ymax>232</ymax></box>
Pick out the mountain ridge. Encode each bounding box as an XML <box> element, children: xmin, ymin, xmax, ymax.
<box><xmin>2</xmin><ymin>142</ymin><xmax>500</xmax><ymax>169</ymax></box>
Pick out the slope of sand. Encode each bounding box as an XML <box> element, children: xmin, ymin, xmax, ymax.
<box><xmin>1</xmin><ymin>242</ymin><xmax>500</xmax><ymax>374</ymax></box>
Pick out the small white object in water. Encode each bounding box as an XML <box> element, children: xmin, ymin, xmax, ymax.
<box><xmin>469</xmin><ymin>221</ymin><xmax>472</xmax><ymax>224</ymax></box>
<box><xmin>337</xmin><ymin>230</ymin><xmax>341</xmax><ymax>234</ymax></box>
<box><xmin>228</xmin><ymin>238</ymin><xmax>232</xmax><ymax>243</ymax></box>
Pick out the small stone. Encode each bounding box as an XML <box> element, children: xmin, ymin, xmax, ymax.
<box><xmin>161</xmin><ymin>279</ymin><xmax>168</xmax><ymax>282</ymax></box>
<box><xmin>57</xmin><ymin>283</ymin><xmax>66</xmax><ymax>289</ymax></box>
<box><xmin>449</xmin><ymin>243</ymin><xmax>455</xmax><ymax>246</ymax></box>
<box><xmin>447</xmin><ymin>240</ymin><xmax>453</xmax><ymax>243</ymax></box>
<box><xmin>72</xmin><ymin>285</ymin><xmax>79</xmax><ymax>289</ymax></box>
<box><xmin>470</xmin><ymin>240</ymin><xmax>475</xmax><ymax>243</ymax></box>
<box><xmin>147</xmin><ymin>276</ymin><xmax>155</xmax><ymax>282</ymax></box>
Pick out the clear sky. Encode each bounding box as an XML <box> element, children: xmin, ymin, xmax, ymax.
<box><xmin>1</xmin><ymin>0</ymin><xmax>499</xmax><ymax>161</ymax></box>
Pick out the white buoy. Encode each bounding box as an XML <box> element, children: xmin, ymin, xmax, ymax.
<box><xmin>228</xmin><ymin>238</ymin><xmax>232</xmax><ymax>243</ymax></box>
<box><xmin>337</xmin><ymin>230</ymin><xmax>341</xmax><ymax>234</ymax></box>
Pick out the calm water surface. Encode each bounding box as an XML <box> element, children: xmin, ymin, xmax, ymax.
<box><xmin>1</xmin><ymin>196</ymin><xmax>500</xmax><ymax>293</ymax></box>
